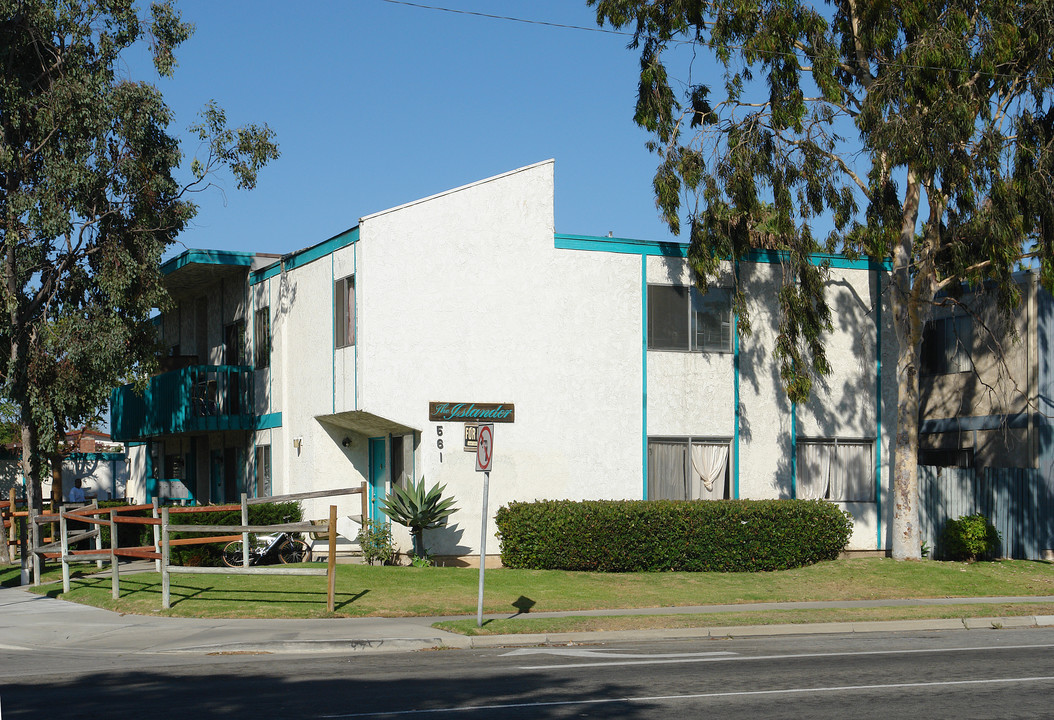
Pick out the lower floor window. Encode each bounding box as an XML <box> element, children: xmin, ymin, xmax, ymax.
<box><xmin>648</xmin><ymin>438</ymin><xmax>731</xmax><ymax>500</ymax></box>
<box><xmin>254</xmin><ymin>445</ymin><xmax>272</xmax><ymax>498</ymax></box>
<box><xmin>797</xmin><ymin>439</ymin><xmax>874</xmax><ymax>502</ymax></box>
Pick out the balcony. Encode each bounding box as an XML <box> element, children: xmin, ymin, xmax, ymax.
<box><xmin>111</xmin><ymin>365</ymin><xmax>255</xmax><ymax>442</ymax></box>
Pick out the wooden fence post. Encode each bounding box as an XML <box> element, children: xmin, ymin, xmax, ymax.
<box><xmin>152</xmin><ymin>498</ymin><xmax>161</xmax><ymax>572</ymax></box>
<box><xmin>360</xmin><ymin>482</ymin><xmax>368</xmax><ymax>526</ymax></box>
<box><xmin>241</xmin><ymin>493</ymin><xmax>250</xmax><ymax>567</ymax></box>
<box><xmin>327</xmin><ymin>504</ymin><xmax>337</xmax><ymax>612</ymax></box>
<box><xmin>6</xmin><ymin>488</ymin><xmax>14</xmax><ymax>557</ymax></box>
<box><xmin>109</xmin><ymin>509</ymin><xmax>119</xmax><ymax>600</ymax></box>
<box><xmin>60</xmin><ymin>504</ymin><xmax>70</xmax><ymax>594</ymax></box>
<box><xmin>161</xmin><ymin>507</ymin><xmax>171</xmax><ymax>609</ymax></box>
<box><xmin>30</xmin><ymin>506</ymin><xmax>40</xmax><ymax>586</ymax></box>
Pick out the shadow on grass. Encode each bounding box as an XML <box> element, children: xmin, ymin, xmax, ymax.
<box><xmin>54</xmin><ymin>574</ymin><xmax>374</xmax><ymax>611</ymax></box>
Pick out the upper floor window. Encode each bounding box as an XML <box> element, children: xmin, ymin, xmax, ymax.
<box><xmin>921</xmin><ymin>315</ymin><xmax>971</xmax><ymax>375</ymax></box>
<box><xmin>648</xmin><ymin>284</ymin><xmax>732</xmax><ymax>352</ymax></box>
<box><xmin>225</xmin><ymin>320</ymin><xmax>245</xmax><ymax>366</ymax></box>
<box><xmin>254</xmin><ymin>307</ymin><xmax>270</xmax><ymax>369</ymax></box>
<box><xmin>335</xmin><ymin>275</ymin><xmax>355</xmax><ymax>348</ymax></box>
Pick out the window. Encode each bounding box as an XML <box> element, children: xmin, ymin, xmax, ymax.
<box><xmin>797</xmin><ymin>439</ymin><xmax>874</xmax><ymax>502</ymax></box>
<box><xmin>335</xmin><ymin>275</ymin><xmax>355</xmax><ymax>348</ymax></box>
<box><xmin>254</xmin><ymin>307</ymin><xmax>270</xmax><ymax>369</ymax></box>
<box><xmin>648</xmin><ymin>438</ymin><xmax>731</xmax><ymax>500</ymax></box>
<box><xmin>254</xmin><ymin>445</ymin><xmax>272</xmax><ymax>498</ymax></box>
<box><xmin>225</xmin><ymin>320</ymin><xmax>246</xmax><ymax>366</ymax></box>
<box><xmin>921</xmin><ymin>315</ymin><xmax>971</xmax><ymax>374</ymax></box>
<box><xmin>648</xmin><ymin>285</ymin><xmax>732</xmax><ymax>352</ymax></box>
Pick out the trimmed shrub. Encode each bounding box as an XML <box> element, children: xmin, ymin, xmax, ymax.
<box><xmin>941</xmin><ymin>513</ymin><xmax>1000</xmax><ymax>561</ymax></box>
<box><xmin>495</xmin><ymin>499</ymin><xmax>853</xmax><ymax>572</ymax></box>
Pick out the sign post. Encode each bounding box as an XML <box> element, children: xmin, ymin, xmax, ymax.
<box><xmin>475</xmin><ymin>423</ymin><xmax>494</xmax><ymax>628</ymax></box>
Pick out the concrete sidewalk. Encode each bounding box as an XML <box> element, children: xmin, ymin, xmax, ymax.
<box><xmin>2</xmin><ymin>584</ymin><xmax>1053</xmax><ymax>656</ymax></box>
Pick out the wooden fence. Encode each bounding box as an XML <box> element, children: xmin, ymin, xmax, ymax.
<box><xmin>21</xmin><ymin>482</ymin><xmax>367</xmax><ymax>612</ymax></box>
<box><xmin>918</xmin><ymin>466</ymin><xmax>1054</xmax><ymax>560</ymax></box>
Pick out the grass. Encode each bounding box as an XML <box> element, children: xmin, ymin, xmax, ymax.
<box><xmin>1</xmin><ymin>557</ymin><xmax>1051</xmax><ymax>624</ymax></box>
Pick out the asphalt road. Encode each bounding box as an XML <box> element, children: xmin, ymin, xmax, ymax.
<box><xmin>2</xmin><ymin>628</ymin><xmax>1053</xmax><ymax>719</ymax></box>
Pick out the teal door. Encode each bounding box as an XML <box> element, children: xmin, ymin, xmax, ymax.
<box><xmin>368</xmin><ymin>437</ymin><xmax>386</xmax><ymax>520</ymax></box>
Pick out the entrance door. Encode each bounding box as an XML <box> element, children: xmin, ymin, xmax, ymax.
<box><xmin>368</xmin><ymin>437</ymin><xmax>386</xmax><ymax>521</ymax></box>
<box><xmin>210</xmin><ymin>450</ymin><xmax>224</xmax><ymax>504</ymax></box>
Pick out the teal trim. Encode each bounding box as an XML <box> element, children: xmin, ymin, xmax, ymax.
<box><xmin>332</xmin><ymin>253</ymin><xmax>336</xmax><ymax>415</ymax></box>
<box><xmin>641</xmin><ymin>253</ymin><xmax>648</xmax><ymax>500</ymax></box>
<box><xmin>250</xmin><ymin>226</ymin><xmax>359</xmax><ymax>285</ymax></box>
<box><xmin>354</xmin><ymin>241</ymin><xmax>358</xmax><ymax>411</ymax></box>
<box><xmin>554</xmin><ymin>233</ymin><xmax>892</xmax><ymax>270</ymax></box>
<box><xmin>875</xmin><ymin>271</ymin><xmax>883</xmax><ymax>549</ymax></box>
<box><xmin>145</xmin><ymin>441</ymin><xmax>157</xmax><ymax>499</ymax></box>
<box><xmin>67</xmin><ymin>452</ymin><xmax>124</xmax><ymax>461</ymax></box>
<box><xmin>254</xmin><ymin>412</ymin><xmax>282</xmax><ymax>430</ymax></box>
<box><xmin>162</xmin><ymin>249</ymin><xmax>257</xmax><ymax>275</ymax></box>
<box><xmin>790</xmin><ymin>402</ymin><xmax>797</xmax><ymax>498</ymax></box>
<box><xmin>733</xmin><ymin>261</ymin><xmax>741</xmax><ymax>499</ymax></box>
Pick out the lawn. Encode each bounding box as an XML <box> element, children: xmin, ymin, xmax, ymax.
<box><xmin>1</xmin><ymin>557</ymin><xmax>1052</xmax><ymax>624</ymax></box>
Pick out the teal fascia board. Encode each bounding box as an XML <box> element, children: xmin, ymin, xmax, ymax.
<box><xmin>162</xmin><ymin>249</ymin><xmax>257</xmax><ymax>275</ymax></box>
<box><xmin>250</xmin><ymin>226</ymin><xmax>359</xmax><ymax>285</ymax></box>
<box><xmin>67</xmin><ymin>452</ymin><xmax>125</xmax><ymax>461</ymax></box>
<box><xmin>554</xmin><ymin>233</ymin><xmax>892</xmax><ymax>270</ymax></box>
<box><xmin>255</xmin><ymin>412</ymin><xmax>282</xmax><ymax>430</ymax></box>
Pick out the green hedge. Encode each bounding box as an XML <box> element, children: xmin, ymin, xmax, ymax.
<box><xmin>495</xmin><ymin>499</ymin><xmax>854</xmax><ymax>572</ymax></box>
<box><xmin>166</xmin><ymin>501</ymin><xmax>304</xmax><ymax>566</ymax></box>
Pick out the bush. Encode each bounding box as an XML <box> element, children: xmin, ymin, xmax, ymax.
<box><xmin>356</xmin><ymin>519</ymin><xmax>395</xmax><ymax>565</ymax></box>
<box><xmin>166</xmin><ymin>501</ymin><xmax>304</xmax><ymax>566</ymax></box>
<box><xmin>941</xmin><ymin>513</ymin><xmax>1000</xmax><ymax>561</ymax></box>
<box><xmin>495</xmin><ymin>499</ymin><xmax>853</xmax><ymax>572</ymax></box>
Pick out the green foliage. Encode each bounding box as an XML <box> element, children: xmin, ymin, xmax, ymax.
<box><xmin>590</xmin><ymin>0</ymin><xmax>1054</xmax><ymax>560</ymax></box>
<box><xmin>941</xmin><ymin>514</ymin><xmax>1001</xmax><ymax>561</ymax></box>
<box><xmin>380</xmin><ymin>477</ymin><xmax>458</xmax><ymax>558</ymax></box>
<box><xmin>0</xmin><ymin>1</ymin><xmax>278</xmax><ymax>509</ymax></box>
<box><xmin>355</xmin><ymin>519</ymin><xmax>395</xmax><ymax>566</ymax></box>
<box><xmin>495</xmin><ymin>499</ymin><xmax>853</xmax><ymax>572</ymax></box>
<box><xmin>166</xmin><ymin>501</ymin><xmax>302</xmax><ymax>567</ymax></box>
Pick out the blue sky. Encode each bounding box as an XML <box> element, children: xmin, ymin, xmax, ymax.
<box><xmin>143</xmin><ymin>1</ymin><xmax>698</xmax><ymax>258</ymax></box>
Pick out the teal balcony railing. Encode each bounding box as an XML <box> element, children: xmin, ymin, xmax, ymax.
<box><xmin>111</xmin><ymin>365</ymin><xmax>255</xmax><ymax>442</ymax></box>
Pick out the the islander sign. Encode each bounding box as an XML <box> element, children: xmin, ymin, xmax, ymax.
<box><xmin>429</xmin><ymin>402</ymin><xmax>515</xmax><ymax>423</ymax></box>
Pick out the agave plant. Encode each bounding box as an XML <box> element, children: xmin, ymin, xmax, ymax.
<box><xmin>380</xmin><ymin>477</ymin><xmax>458</xmax><ymax>559</ymax></box>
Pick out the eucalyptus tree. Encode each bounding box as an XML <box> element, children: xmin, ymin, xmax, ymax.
<box><xmin>0</xmin><ymin>1</ymin><xmax>279</xmax><ymax>518</ymax></box>
<box><xmin>590</xmin><ymin>0</ymin><xmax>1053</xmax><ymax>558</ymax></box>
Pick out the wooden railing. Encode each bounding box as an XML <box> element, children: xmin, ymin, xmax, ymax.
<box><xmin>20</xmin><ymin>482</ymin><xmax>368</xmax><ymax>613</ymax></box>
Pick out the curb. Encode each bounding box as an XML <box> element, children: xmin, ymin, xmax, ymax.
<box><xmin>461</xmin><ymin>615</ymin><xmax>1054</xmax><ymax>649</ymax></box>
<box><xmin>159</xmin><ymin>637</ymin><xmax>469</xmax><ymax>655</ymax></box>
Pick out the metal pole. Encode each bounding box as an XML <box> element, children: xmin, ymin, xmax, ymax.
<box><xmin>476</xmin><ymin>470</ymin><xmax>490</xmax><ymax>628</ymax></box>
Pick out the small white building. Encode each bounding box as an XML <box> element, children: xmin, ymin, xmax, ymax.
<box><xmin>111</xmin><ymin>160</ymin><xmax>895</xmax><ymax>562</ymax></box>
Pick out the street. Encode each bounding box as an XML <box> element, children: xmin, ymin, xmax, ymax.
<box><xmin>2</xmin><ymin>628</ymin><xmax>1053</xmax><ymax>718</ymax></box>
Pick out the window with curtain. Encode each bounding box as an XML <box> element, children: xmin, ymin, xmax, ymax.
<box><xmin>647</xmin><ymin>285</ymin><xmax>732</xmax><ymax>352</ymax></box>
<box><xmin>797</xmin><ymin>439</ymin><xmax>874</xmax><ymax>502</ymax></box>
<box><xmin>254</xmin><ymin>445</ymin><xmax>272</xmax><ymax>498</ymax></box>
<box><xmin>335</xmin><ymin>275</ymin><xmax>355</xmax><ymax>348</ymax></box>
<box><xmin>648</xmin><ymin>438</ymin><xmax>731</xmax><ymax>500</ymax></box>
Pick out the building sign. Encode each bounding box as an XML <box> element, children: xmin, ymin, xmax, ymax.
<box><xmin>429</xmin><ymin>402</ymin><xmax>515</xmax><ymax>423</ymax></box>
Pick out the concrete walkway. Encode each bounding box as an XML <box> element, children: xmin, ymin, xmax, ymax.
<box><xmin>2</xmin><ymin>582</ymin><xmax>1053</xmax><ymax>656</ymax></box>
